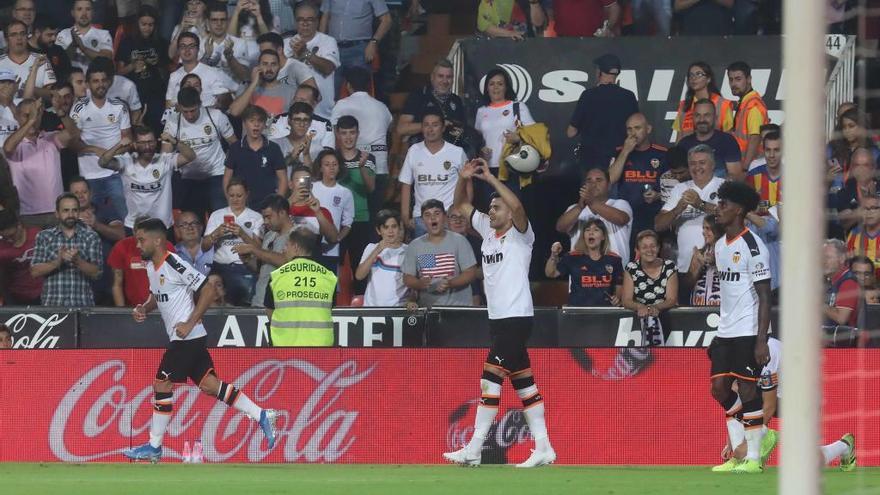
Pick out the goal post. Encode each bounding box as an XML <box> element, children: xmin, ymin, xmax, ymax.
<box><xmin>780</xmin><ymin>0</ymin><xmax>826</xmax><ymax>493</ymax></box>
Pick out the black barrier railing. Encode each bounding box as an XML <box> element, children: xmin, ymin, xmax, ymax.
<box><xmin>0</xmin><ymin>305</ymin><xmax>825</xmax><ymax>349</ymax></box>
<box><xmin>3</xmin><ymin>305</ymin><xmax>874</xmax><ymax>349</ymax></box>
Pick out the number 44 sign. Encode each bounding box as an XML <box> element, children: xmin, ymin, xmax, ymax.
<box><xmin>825</xmin><ymin>34</ymin><xmax>849</xmax><ymax>58</ymax></box>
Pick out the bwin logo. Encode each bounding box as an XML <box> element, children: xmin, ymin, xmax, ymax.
<box><xmin>480</xmin><ymin>64</ymin><xmax>533</xmax><ymax>103</ymax></box>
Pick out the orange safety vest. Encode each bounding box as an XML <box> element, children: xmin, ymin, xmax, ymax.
<box><xmin>675</xmin><ymin>93</ymin><xmax>733</xmax><ymax>134</ymax></box>
<box><xmin>732</xmin><ymin>90</ymin><xmax>769</xmax><ymax>153</ymax></box>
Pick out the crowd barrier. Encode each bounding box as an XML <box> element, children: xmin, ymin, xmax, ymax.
<box><xmin>0</xmin><ymin>306</ymin><xmax>789</xmax><ymax>349</ymax></box>
<box><xmin>0</xmin><ymin>348</ymin><xmax>876</xmax><ymax>465</ymax></box>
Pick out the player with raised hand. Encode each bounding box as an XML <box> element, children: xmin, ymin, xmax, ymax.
<box><xmin>122</xmin><ymin>218</ymin><xmax>279</xmax><ymax>463</ymax></box>
<box><xmin>443</xmin><ymin>158</ymin><xmax>556</xmax><ymax>468</ymax></box>
<box><xmin>708</xmin><ymin>181</ymin><xmax>771</xmax><ymax>474</ymax></box>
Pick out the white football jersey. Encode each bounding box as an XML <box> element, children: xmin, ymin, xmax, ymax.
<box><xmin>163</xmin><ymin>107</ymin><xmax>235</xmax><ymax>179</ymax></box>
<box><xmin>111</xmin><ymin>152</ymin><xmax>178</xmax><ymax>228</ymax></box>
<box><xmin>198</xmin><ymin>34</ymin><xmax>259</xmax><ymax>78</ymax></box>
<box><xmin>71</xmin><ymin>97</ymin><xmax>131</xmax><ymax>179</ymax></box>
<box><xmin>662</xmin><ymin>177</ymin><xmax>725</xmax><ymax>271</ymax></box>
<box><xmin>268</xmin><ymin>113</ymin><xmax>335</xmax><ymax>153</ymax></box>
<box><xmin>311</xmin><ymin>181</ymin><xmax>354</xmax><ymax>257</ymax></box>
<box><xmin>475</xmin><ymin>101</ymin><xmax>535</xmax><ymax>169</ymax></box>
<box><xmin>714</xmin><ymin>228</ymin><xmax>771</xmax><ymax>338</ymax></box>
<box><xmin>471</xmin><ymin>211</ymin><xmax>534</xmax><ymax>320</ymax></box>
<box><xmin>102</xmin><ymin>75</ymin><xmax>143</xmax><ymax>112</ymax></box>
<box><xmin>398</xmin><ymin>141</ymin><xmax>467</xmax><ymax>217</ymax></box>
<box><xmin>758</xmin><ymin>336</ymin><xmax>781</xmax><ymax>397</ymax></box>
<box><xmin>55</xmin><ymin>26</ymin><xmax>113</xmax><ymax>71</ymax></box>
<box><xmin>146</xmin><ymin>252</ymin><xmax>208</xmax><ymax>342</ymax></box>
<box><xmin>166</xmin><ymin>62</ymin><xmax>238</xmax><ymax>107</ymax></box>
<box><xmin>0</xmin><ymin>53</ymin><xmax>56</xmax><ymax>104</ymax></box>
<box><xmin>283</xmin><ymin>32</ymin><xmax>340</xmax><ymax>116</ymax></box>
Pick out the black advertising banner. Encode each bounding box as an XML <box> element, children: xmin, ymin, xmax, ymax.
<box><xmin>459</xmin><ymin>37</ymin><xmax>783</xmax><ymax>165</ymax></box>
<box><xmin>0</xmin><ymin>307</ymin><xmax>77</xmax><ymax>349</ymax></box>
<box><xmin>78</xmin><ymin>308</ymin><xmax>429</xmax><ymax>348</ymax></box>
<box><xmin>427</xmin><ymin>307</ymin><xmax>559</xmax><ymax>347</ymax></box>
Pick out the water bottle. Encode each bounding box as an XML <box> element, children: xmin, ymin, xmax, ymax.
<box><xmin>192</xmin><ymin>441</ymin><xmax>204</xmax><ymax>463</ymax></box>
<box><xmin>182</xmin><ymin>440</ymin><xmax>192</xmax><ymax>463</ymax></box>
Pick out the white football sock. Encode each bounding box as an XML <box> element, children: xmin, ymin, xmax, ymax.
<box><xmin>726</xmin><ymin>417</ymin><xmax>745</xmax><ymax>454</ymax></box>
<box><xmin>465</xmin><ymin>379</ymin><xmax>502</xmax><ymax>457</ymax></box>
<box><xmin>820</xmin><ymin>441</ymin><xmax>850</xmax><ymax>465</ymax></box>
<box><xmin>149</xmin><ymin>411</ymin><xmax>172</xmax><ymax>448</ymax></box>
<box><xmin>742</xmin><ymin>412</ymin><xmax>764</xmax><ymax>462</ymax></box>
<box><xmin>232</xmin><ymin>392</ymin><xmax>263</xmax><ymax>421</ymax></box>
<box><xmin>523</xmin><ymin>403</ymin><xmax>551</xmax><ymax>451</ymax></box>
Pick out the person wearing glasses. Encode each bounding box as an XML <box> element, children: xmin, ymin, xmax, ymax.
<box><xmin>174</xmin><ymin>210</ymin><xmax>214</xmax><ymax>276</ymax></box>
<box><xmin>165</xmin><ymin>32</ymin><xmax>237</xmax><ymax>110</ymax></box>
<box><xmin>199</xmin><ymin>2</ymin><xmax>257</xmax><ymax>84</ymax></box>
<box><xmin>98</xmin><ymin>126</ymin><xmax>196</xmax><ymax>235</ymax></box>
<box><xmin>672</xmin><ymin>61</ymin><xmax>734</xmax><ymax>143</ymax></box>
<box><xmin>284</xmin><ymin>2</ymin><xmax>340</xmax><ymax>117</ymax></box>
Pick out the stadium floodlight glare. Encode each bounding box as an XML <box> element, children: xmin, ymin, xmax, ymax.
<box><xmin>781</xmin><ymin>0</ymin><xmax>824</xmax><ymax>494</ymax></box>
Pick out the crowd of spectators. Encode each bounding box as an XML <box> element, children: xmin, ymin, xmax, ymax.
<box><xmin>0</xmin><ymin>0</ymin><xmax>875</xmax><ymax>348</ymax></box>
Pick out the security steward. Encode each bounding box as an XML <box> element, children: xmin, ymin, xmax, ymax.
<box><xmin>264</xmin><ymin>228</ymin><xmax>338</xmax><ymax>346</ymax></box>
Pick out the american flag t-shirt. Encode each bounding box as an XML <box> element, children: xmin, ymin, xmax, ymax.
<box><xmin>417</xmin><ymin>253</ymin><xmax>457</xmax><ymax>278</ymax></box>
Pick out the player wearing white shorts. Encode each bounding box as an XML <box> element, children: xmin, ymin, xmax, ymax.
<box><xmin>442</xmin><ymin>157</ymin><xmax>556</xmax><ymax>468</ymax></box>
<box><xmin>723</xmin><ymin>336</ymin><xmax>857</xmax><ymax>471</ymax></box>
<box><xmin>122</xmin><ymin>219</ymin><xmax>279</xmax><ymax>462</ymax></box>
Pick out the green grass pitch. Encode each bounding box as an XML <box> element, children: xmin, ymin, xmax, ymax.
<box><xmin>1</xmin><ymin>464</ymin><xmax>878</xmax><ymax>495</ymax></box>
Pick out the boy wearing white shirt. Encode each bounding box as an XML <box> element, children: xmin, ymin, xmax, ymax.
<box><xmin>356</xmin><ymin>209</ymin><xmax>409</xmax><ymax>307</ymax></box>
<box><xmin>398</xmin><ymin>111</ymin><xmax>469</xmax><ymax>237</ymax></box>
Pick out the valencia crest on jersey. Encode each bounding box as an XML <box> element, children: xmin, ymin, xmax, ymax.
<box><xmin>713</xmin><ymin>229</ymin><xmax>771</xmax><ymax>338</ymax></box>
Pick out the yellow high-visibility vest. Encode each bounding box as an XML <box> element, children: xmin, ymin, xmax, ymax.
<box><xmin>268</xmin><ymin>257</ymin><xmax>337</xmax><ymax>346</ymax></box>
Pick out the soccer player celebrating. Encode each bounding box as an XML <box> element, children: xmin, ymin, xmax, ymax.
<box><xmin>122</xmin><ymin>219</ymin><xmax>279</xmax><ymax>462</ymax></box>
<box><xmin>443</xmin><ymin>158</ymin><xmax>556</xmax><ymax>468</ymax></box>
<box><xmin>709</xmin><ymin>181</ymin><xmax>771</xmax><ymax>474</ymax></box>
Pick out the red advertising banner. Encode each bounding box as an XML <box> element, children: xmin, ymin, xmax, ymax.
<box><xmin>0</xmin><ymin>349</ymin><xmax>877</xmax><ymax>465</ymax></box>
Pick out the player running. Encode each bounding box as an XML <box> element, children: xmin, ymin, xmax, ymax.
<box><xmin>123</xmin><ymin>218</ymin><xmax>279</xmax><ymax>462</ymax></box>
<box><xmin>721</xmin><ymin>336</ymin><xmax>857</xmax><ymax>471</ymax></box>
<box><xmin>708</xmin><ymin>181</ymin><xmax>771</xmax><ymax>474</ymax></box>
<box><xmin>443</xmin><ymin>158</ymin><xmax>556</xmax><ymax>468</ymax></box>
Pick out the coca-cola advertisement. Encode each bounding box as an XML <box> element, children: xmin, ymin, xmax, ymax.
<box><xmin>0</xmin><ymin>309</ymin><xmax>77</xmax><ymax>349</ymax></box>
<box><xmin>0</xmin><ymin>349</ymin><xmax>876</xmax><ymax>464</ymax></box>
